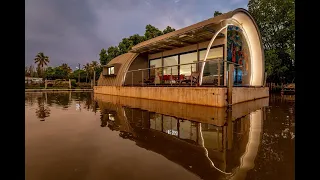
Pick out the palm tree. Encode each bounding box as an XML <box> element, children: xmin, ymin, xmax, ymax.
<box><xmin>91</xmin><ymin>61</ymin><xmax>99</xmax><ymax>69</ymax></box>
<box><xmin>90</xmin><ymin>61</ymin><xmax>100</xmax><ymax>81</ymax></box>
<box><xmin>83</xmin><ymin>63</ymin><xmax>91</xmax><ymax>83</ymax></box>
<box><xmin>61</xmin><ymin>63</ymin><xmax>72</xmax><ymax>72</ymax></box>
<box><xmin>34</xmin><ymin>52</ymin><xmax>50</xmax><ymax>78</ymax></box>
<box><xmin>60</xmin><ymin>63</ymin><xmax>72</xmax><ymax>79</ymax></box>
<box><xmin>35</xmin><ymin>97</ymin><xmax>51</xmax><ymax>121</ymax></box>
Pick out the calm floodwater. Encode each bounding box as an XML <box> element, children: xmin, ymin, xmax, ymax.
<box><xmin>25</xmin><ymin>92</ymin><xmax>294</xmax><ymax>180</ymax></box>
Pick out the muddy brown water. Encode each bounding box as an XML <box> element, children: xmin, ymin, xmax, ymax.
<box><xmin>25</xmin><ymin>92</ymin><xmax>294</xmax><ymax>180</ymax></box>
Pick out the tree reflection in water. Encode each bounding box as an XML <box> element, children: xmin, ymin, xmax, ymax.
<box><xmin>35</xmin><ymin>96</ymin><xmax>51</xmax><ymax>121</ymax></box>
<box><xmin>26</xmin><ymin>92</ymin><xmax>98</xmax><ymax>121</ymax></box>
<box><xmin>48</xmin><ymin>93</ymin><xmax>71</xmax><ymax>109</ymax></box>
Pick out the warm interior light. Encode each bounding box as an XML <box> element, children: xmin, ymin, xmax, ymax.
<box><xmin>232</xmin><ymin>12</ymin><xmax>264</xmax><ymax>86</ymax></box>
<box><xmin>198</xmin><ymin>124</ymin><xmax>232</xmax><ymax>175</ymax></box>
<box><xmin>199</xmin><ymin>23</ymin><xmax>233</xmax><ymax>85</ymax></box>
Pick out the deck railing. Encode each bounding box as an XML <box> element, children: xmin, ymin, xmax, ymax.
<box><xmin>124</xmin><ymin>59</ymin><xmax>243</xmax><ymax>87</ymax></box>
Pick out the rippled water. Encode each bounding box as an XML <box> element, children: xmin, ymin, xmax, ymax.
<box><xmin>25</xmin><ymin>92</ymin><xmax>294</xmax><ymax>180</ymax></box>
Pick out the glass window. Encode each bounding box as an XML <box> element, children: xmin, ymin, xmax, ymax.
<box><xmin>200</xmin><ymin>47</ymin><xmax>224</xmax><ymax>85</ymax></box>
<box><xmin>110</xmin><ymin>67</ymin><xmax>114</xmax><ymax>74</ymax></box>
<box><xmin>180</xmin><ymin>52</ymin><xmax>197</xmax><ymax>76</ymax></box>
<box><xmin>163</xmin><ymin>55</ymin><xmax>178</xmax><ymax>75</ymax></box>
<box><xmin>162</xmin><ymin>115</ymin><xmax>178</xmax><ymax>136</ymax></box>
<box><xmin>199</xmin><ymin>47</ymin><xmax>223</xmax><ymax>61</ymax></box>
<box><xmin>149</xmin><ymin>58</ymin><xmax>162</xmax><ymax>78</ymax></box>
<box><xmin>150</xmin><ymin>58</ymin><xmax>162</xmax><ymax>68</ymax></box>
<box><xmin>108</xmin><ymin>66</ymin><xmax>114</xmax><ymax>75</ymax></box>
<box><xmin>149</xmin><ymin>113</ymin><xmax>162</xmax><ymax>131</ymax></box>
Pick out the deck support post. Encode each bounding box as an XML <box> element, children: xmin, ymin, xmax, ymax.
<box><xmin>227</xmin><ymin>64</ymin><xmax>234</xmax><ymax>106</ymax></box>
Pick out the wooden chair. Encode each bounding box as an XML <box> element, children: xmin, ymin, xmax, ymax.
<box><xmin>180</xmin><ymin>72</ymin><xmax>200</xmax><ymax>85</ymax></box>
<box><xmin>143</xmin><ymin>77</ymin><xmax>155</xmax><ymax>85</ymax></box>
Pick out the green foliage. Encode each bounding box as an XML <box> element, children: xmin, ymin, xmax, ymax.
<box><xmin>163</xmin><ymin>26</ymin><xmax>176</xmax><ymax>34</ymax></box>
<box><xmin>106</xmin><ymin>46</ymin><xmax>120</xmax><ymax>63</ymax></box>
<box><xmin>214</xmin><ymin>11</ymin><xmax>222</xmax><ymax>17</ymax></box>
<box><xmin>95</xmin><ymin>66</ymin><xmax>102</xmax><ymax>81</ymax></box>
<box><xmin>118</xmin><ymin>38</ymin><xmax>134</xmax><ymax>55</ymax></box>
<box><xmin>82</xmin><ymin>61</ymin><xmax>101</xmax><ymax>82</ymax></box>
<box><xmin>70</xmin><ymin>69</ymin><xmax>87</xmax><ymax>82</ymax></box>
<box><xmin>144</xmin><ymin>24</ymin><xmax>163</xmax><ymax>40</ymax></box>
<box><xmin>34</xmin><ymin>52</ymin><xmax>50</xmax><ymax>68</ymax></box>
<box><xmin>70</xmin><ymin>79</ymin><xmax>77</xmax><ymax>87</ymax></box>
<box><xmin>34</xmin><ymin>52</ymin><xmax>50</xmax><ymax>78</ymax></box>
<box><xmin>44</xmin><ymin>63</ymin><xmax>72</xmax><ymax>80</ymax></box>
<box><xmin>248</xmin><ymin>0</ymin><xmax>295</xmax><ymax>83</ymax></box>
<box><xmin>99</xmin><ymin>24</ymin><xmax>175</xmax><ymax>68</ymax></box>
<box><xmin>128</xmin><ymin>34</ymin><xmax>145</xmax><ymax>45</ymax></box>
<box><xmin>99</xmin><ymin>48</ymin><xmax>108</xmax><ymax>65</ymax></box>
<box><xmin>60</xmin><ymin>63</ymin><xmax>72</xmax><ymax>74</ymax></box>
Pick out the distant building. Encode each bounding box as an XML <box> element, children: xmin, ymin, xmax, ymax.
<box><xmin>25</xmin><ymin>77</ymin><xmax>43</xmax><ymax>84</ymax></box>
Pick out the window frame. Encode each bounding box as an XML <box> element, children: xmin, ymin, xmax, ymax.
<box><xmin>107</xmin><ymin>66</ymin><xmax>115</xmax><ymax>75</ymax></box>
<box><xmin>148</xmin><ymin>44</ymin><xmax>225</xmax><ymax>82</ymax></box>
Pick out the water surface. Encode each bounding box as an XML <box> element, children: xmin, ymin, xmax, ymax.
<box><xmin>25</xmin><ymin>92</ymin><xmax>294</xmax><ymax>180</ymax></box>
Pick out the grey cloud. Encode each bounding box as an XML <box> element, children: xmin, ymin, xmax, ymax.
<box><xmin>25</xmin><ymin>0</ymin><xmax>248</xmax><ymax>69</ymax></box>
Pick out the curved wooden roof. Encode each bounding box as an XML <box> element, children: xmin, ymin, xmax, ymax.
<box><xmin>130</xmin><ymin>8</ymin><xmax>260</xmax><ymax>54</ymax></box>
<box><xmin>98</xmin><ymin>8</ymin><xmax>265</xmax><ymax>86</ymax></box>
<box><xmin>98</xmin><ymin>53</ymin><xmax>138</xmax><ymax>86</ymax></box>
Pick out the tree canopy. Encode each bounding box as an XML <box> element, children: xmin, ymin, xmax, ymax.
<box><xmin>34</xmin><ymin>52</ymin><xmax>50</xmax><ymax>68</ymax></box>
<box><xmin>99</xmin><ymin>49</ymin><xmax>108</xmax><ymax>66</ymax></box>
<box><xmin>214</xmin><ymin>11</ymin><xmax>223</xmax><ymax>17</ymax></box>
<box><xmin>99</xmin><ymin>24</ymin><xmax>175</xmax><ymax>65</ymax></box>
<box><xmin>34</xmin><ymin>52</ymin><xmax>50</xmax><ymax>78</ymax></box>
<box><xmin>248</xmin><ymin>0</ymin><xmax>295</xmax><ymax>83</ymax></box>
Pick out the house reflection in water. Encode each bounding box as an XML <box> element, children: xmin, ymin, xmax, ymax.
<box><xmin>96</xmin><ymin>94</ymin><xmax>268</xmax><ymax>180</ymax></box>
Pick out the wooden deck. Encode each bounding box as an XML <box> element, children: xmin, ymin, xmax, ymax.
<box><xmin>25</xmin><ymin>89</ymin><xmax>93</xmax><ymax>92</ymax></box>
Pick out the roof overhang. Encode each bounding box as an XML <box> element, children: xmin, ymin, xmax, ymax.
<box><xmin>130</xmin><ymin>10</ymin><xmax>236</xmax><ymax>54</ymax></box>
<box><xmin>103</xmin><ymin>63</ymin><xmax>121</xmax><ymax>68</ymax></box>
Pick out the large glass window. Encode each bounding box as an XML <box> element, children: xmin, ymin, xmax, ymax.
<box><xmin>200</xmin><ymin>47</ymin><xmax>223</xmax><ymax>85</ymax></box>
<box><xmin>163</xmin><ymin>55</ymin><xmax>178</xmax><ymax>75</ymax></box>
<box><xmin>148</xmin><ymin>46</ymin><xmax>224</xmax><ymax>85</ymax></box>
<box><xmin>162</xmin><ymin>115</ymin><xmax>178</xmax><ymax>136</ymax></box>
<box><xmin>149</xmin><ymin>113</ymin><xmax>162</xmax><ymax>131</ymax></box>
<box><xmin>149</xmin><ymin>58</ymin><xmax>162</xmax><ymax>78</ymax></box>
<box><xmin>199</xmin><ymin>47</ymin><xmax>223</xmax><ymax>61</ymax></box>
<box><xmin>180</xmin><ymin>52</ymin><xmax>197</xmax><ymax>76</ymax></box>
<box><xmin>179</xmin><ymin>120</ymin><xmax>198</xmax><ymax>142</ymax></box>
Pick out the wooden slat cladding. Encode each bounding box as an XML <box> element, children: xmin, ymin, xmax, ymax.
<box><xmin>131</xmin><ymin>11</ymin><xmax>234</xmax><ymax>51</ymax></box>
<box><xmin>98</xmin><ymin>53</ymin><xmax>139</xmax><ymax>86</ymax></box>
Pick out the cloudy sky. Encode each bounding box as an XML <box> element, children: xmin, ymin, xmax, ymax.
<box><xmin>26</xmin><ymin>0</ymin><xmax>248</xmax><ymax>69</ymax></box>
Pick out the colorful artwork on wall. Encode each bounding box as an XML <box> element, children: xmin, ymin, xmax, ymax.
<box><xmin>227</xmin><ymin>26</ymin><xmax>244</xmax><ymax>65</ymax></box>
<box><xmin>227</xmin><ymin>25</ymin><xmax>250</xmax><ymax>85</ymax></box>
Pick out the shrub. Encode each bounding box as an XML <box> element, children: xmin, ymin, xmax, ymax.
<box><xmin>70</xmin><ymin>79</ymin><xmax>77</xmax><ymax>87</ymax></box>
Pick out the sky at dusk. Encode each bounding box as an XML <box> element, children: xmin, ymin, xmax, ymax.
<box><xmin>25</xmin><ymin>0</ymin><xmax>248</xmax><ymax>69</ymax></box>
